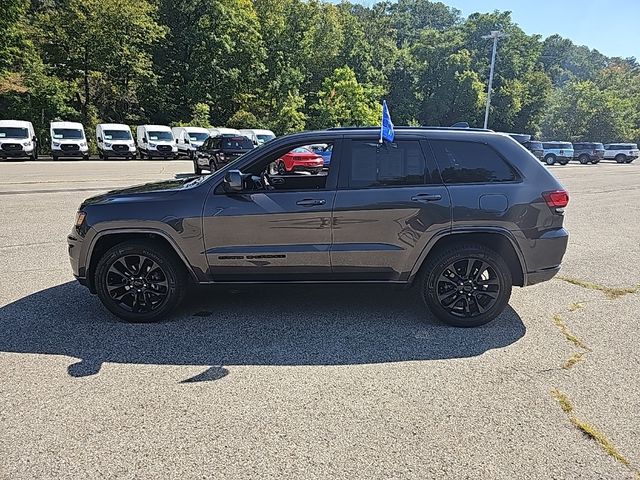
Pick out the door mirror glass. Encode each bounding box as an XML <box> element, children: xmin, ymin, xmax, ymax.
<box><xmin>142</xmin><ymin>137</ymin><xmax>147</xmax><ymax>143</ymax></box>
<box><xmin>224</xmin><ymin>170</ymin><xmax>244</xmax><ymax>192</ymax></box>
<box><xmin>98</xmin><ymin>137</ymin><xmax>103</xmax><ymax>143</ymax></box>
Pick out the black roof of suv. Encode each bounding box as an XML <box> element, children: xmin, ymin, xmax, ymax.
<box><xmin>68</xmin><ymin>127</ymin><xmax>569</xmax><ymax>327</ymax></box>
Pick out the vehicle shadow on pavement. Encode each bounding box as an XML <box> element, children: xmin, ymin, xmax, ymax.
<box><xmin>0</xmin><ymin>281</ymin><xmax>526</xmax><ymax>380</ymax></box>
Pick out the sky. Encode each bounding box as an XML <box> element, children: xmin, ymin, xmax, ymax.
<box><xmin>342</xmin><ymin>0</ymin><xmax>639</xmax><ymax>59</ymax></box>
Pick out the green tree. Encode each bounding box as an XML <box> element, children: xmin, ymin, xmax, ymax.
<box><xmin>227</xmin><ymin>110</ymin><xmax>259</xmax><ymax>129</ymax></box>
<box><xmin>310</xmin><ymin>66</ymin><xmax>382</xmax><ymax>128</ymax></box>
<box><xmin>34</xmin><ymin>0</ymin><xmax>165</xmax><ymax>125</ymax></box>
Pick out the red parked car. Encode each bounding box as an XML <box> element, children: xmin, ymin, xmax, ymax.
<box><xmin>276</xmin><ymin>147</ymin><xmax>324</xmax><ymax>174</ymax></box>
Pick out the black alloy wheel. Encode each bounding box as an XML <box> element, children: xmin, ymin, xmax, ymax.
<box><xmin>95</xmin><ymin>242</ymin><xmax>185</xmax><ymax>322</ymax></box>
<box><xmin>421</xmin><ymin>244</ymin><xmax>512</xmax><ymax>327</ymax></box>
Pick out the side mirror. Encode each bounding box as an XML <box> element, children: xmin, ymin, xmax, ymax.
<box><xmin>224</xmin><ymin>170</ymin><xmax>244</xmax><ymax>192</ymax></box>
<box><xmin>97</xmin><ymin>138</ymin><xmax>103</xmax><ymax>143</ymax></box>
<box><xmin>185</xmin><ymin>138</ymin><xmax>190</xmax><ymax>144</ymax></box>
<box><xmin>142</xmin><ymin>137</ymin><xmax>147</xmax><ymax>143</ymax></box>
<box><xmin>175</xmin><ymin>139</ymin><xmax>179</xmax><ymax>144</ymax></box>
<box><xmin>32</xmin><ymin>136</ymin><xmax>37</xmax><ymax>142</ymax></box>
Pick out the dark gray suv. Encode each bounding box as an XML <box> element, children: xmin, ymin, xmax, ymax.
<box><xmin>68</xmin><ymin>127</ymin><xmax>569</xmax><ymax>327</ymax></box>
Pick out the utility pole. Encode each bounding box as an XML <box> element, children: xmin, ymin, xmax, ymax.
<box><xmin>482</xmin><ymin>30</ymin><xmax>506</xmax><ymax>129</ymax></box>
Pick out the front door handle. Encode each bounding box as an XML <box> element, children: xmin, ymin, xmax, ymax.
<box><xmin>296</xmin><ymin>199</ymin><xmax>326</xmax><ymax>206</ymax></box>
<box><xmin>411</xmin><ymin>193</ymin><xmax>442</xmax><ymax>202</ymax></box>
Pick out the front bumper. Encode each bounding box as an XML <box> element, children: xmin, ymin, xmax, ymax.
<box><xmin>104</xmin><ymin>147</ymin><xmax>136</xmax><ymax>157</ymax></box>
<box><xmin>54</xmin><ymin>149</ymin><xmax>88</xmax><ymax>157</ymax></box>
<box><xmin>0</xmin><ymin>149</ymin><xmax>29</xmax><ymax>158</ymax></box>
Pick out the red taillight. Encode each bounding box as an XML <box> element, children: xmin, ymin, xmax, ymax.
<box><xmin>543</xmin><ymin>190</ymin><xmax>569</xmax><ymax>208</ymax></box>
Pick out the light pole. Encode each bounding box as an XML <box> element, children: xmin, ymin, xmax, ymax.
<box><xmin>482</xmin><ymin>30</ymin><xmax>507</xmax><ymax>129</ymax></box>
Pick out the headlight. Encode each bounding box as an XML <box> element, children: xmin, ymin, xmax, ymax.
<box><xmin>53</xmin><ymin>142</ymin><xmax>60</xmax><ymax>147</ymax></box>
<box><xmin>79</xmin><ymin>142</ymin><xmax>87</xmax><ymax>147</ymax></box>
<box><xmin>75</xmin><ymin>211</ymin><xmax>86</xmax><ymax>227</ymax></box>
<box><xmin>129</xmin><ymin>142</ymin><xmax>135</xmax><ymax>147</ymax></box>
<box><xmin>149</xmin><ymin>143</ymin><xmax>157</xmax><ymax>147</ymax></box>
<box><xmin>22</xmin><ymin>141</ymin><xmax>31</xmax><ymax>147</ymax></box>
<box><xmin>104</xmin><ymin>142</ymin><xmax>112</xmax><ymax>148</ymax></box>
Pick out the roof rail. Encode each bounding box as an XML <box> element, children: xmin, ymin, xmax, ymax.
<box><xmin>326</xmin><ymin>126</ymin><xmax>494</xmax><ymax>132</ymax></box>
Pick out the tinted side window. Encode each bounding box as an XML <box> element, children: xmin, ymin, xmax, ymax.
<box><xmin>430</xmin><ymin>140</ymin><xmax>517</xmax><ymax>184</ymax></box>
<box><xmin>348</xmin><ymin>140</ymin><xmax>427</xmax><ymax>188</ymax></box>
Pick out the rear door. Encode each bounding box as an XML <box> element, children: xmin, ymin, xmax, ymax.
<box><xmin>331</xmin><ymin>135</ymin><xmax>451</xmax><ymax>281</ymax></box>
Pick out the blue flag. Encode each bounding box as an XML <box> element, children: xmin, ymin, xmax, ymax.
<box><xmin>380</xmin><ymin>100</ymin><xmax>394</xmax><ymax>143</ymax></box>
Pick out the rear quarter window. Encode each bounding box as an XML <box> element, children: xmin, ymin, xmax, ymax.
<box><xmin>430</xmin><ymin>140</ymin><xmax>518</xmax><ymax>184</ymax></box>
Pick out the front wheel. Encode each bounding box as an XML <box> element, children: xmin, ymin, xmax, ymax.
<box><xmin>544</xmin><ymin>155</ymin><xmax>556</xmax><ymax>165</ymax></box>
<box><xmin>615</xmin><ymin>154</ymin><xmax>627</xmax><ymax>163</ymax></box>
<box><xmin>578</xmin><ymin>155</ymin><xmax>590</xmax><ymax>165</ymax></box>
<box><xmin>94</xmin><ymin>242</ymin><xmax>186</xmax><ymax>323</ymax></box>
<box><xmin>420</xmin><ymin>244</ymin><xmax>512</xmax><ymax>327</ymax></box>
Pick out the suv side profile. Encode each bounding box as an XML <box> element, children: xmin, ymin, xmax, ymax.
<box><xmin>603</xmin><ymin>143</ymin><xmax>639</xmax><ymax>163</ymax></box>
<box><xmin>542</xmin><ymin>142</ymin><xmax>574</xmax><ymax>165</ymax></box>
<box><xmin>195</xmin><ymin>135</ymin><xmax>255</xmax><ymax>174</ymax></box>
<box><xmin>68</xmin><ymin>128</ymin><xmax>569</xmax><ymax>327</ymax></box>
<box><xmin>572</xmin><ymin>142</ymin><xmax>604</xmax><ymax>164</ymax></box>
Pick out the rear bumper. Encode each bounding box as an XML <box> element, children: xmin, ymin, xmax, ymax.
<box><xmin>522</xmin><ymin>228</ymin><xmax>568</xmax><ymax>286</ymax></box>
<box><xmin>526</xmin><ymin>266</ymin><xmax>560</xmax><ymax>286</ymax></box>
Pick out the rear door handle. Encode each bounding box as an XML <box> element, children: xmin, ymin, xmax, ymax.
<box><xmin>411</xmin><ymin>194</ymin><xmax>442</xmax><ymax>202</ymax></box>
<box><xmin>296</xmin><ymin>199</ymin><xmax>326</xmax><ymax>206</ymax></box>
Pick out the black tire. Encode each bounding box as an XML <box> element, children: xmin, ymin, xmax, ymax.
<box><xmin>277</xmin><ymin>161</ymin><xmax>287</xmax><ymax>174</ymax></box>
<box><xmin>578</xmin><ymin>154</ymin><xmax>590</xmax><ymax>165</ymax></box>
<box><xmin>94</xmin><ymin>241</ymin><xmax>187</xmax><ymax>323</ymax></box>
<box><xmin>544</xmin><ymin>154</ymin><xmax>556</xmax><ymax>165</ymax></box>
<box><xmin>209</xmin><ymin>159</ymin><xmax>216</xmax><ymax>173</ymax></box>
<box><xmin>615</xmin><ymin>154</ymin><xmax>627</xmax><ymax>164</ymax></box>
<box><xmin>83</xmin><ymin>154</ymin><xmax>89</xmax><ymax>161</ymax></box>
<box><xmin>139</xmin><ymin>150</ymin><xmax>145</xmax><ymax>159</ymax></box>
<box><xmin>28</xmin><ymin>154</ymin><xmax>35</xmax><ymax>161</ymax></box>
<box><xmin>194</xmin><ymin>160</ymin><xmax>202</xmax><ymax>175</ymax></box>
<box><xmin>52</xmin><ymin>154</ymin><xmax>58</xmax><ymax>161</ymax></box>
<box><xmin>420</xmin><ymin>243</ymin><xmax>512</xmax><ymax>327</ymax></box>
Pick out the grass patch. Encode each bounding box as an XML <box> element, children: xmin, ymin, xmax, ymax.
<box><xmin>552</xmin><ymin>388</ymin><xmax>573</xmax><ymax>413</ymax></box>
<box><xmin>568</xmin><ymin>302</ymin><xmax>586</xmax><ymax>312</ymax></box>
<box><xmin>563</xmin><ymin>351</ymin><xmax>587</xmax><ymax>370</ymax></box>
<box><xmin>557</xmin><ymin>276</ymin><xmax>640</xmax><ymax>299</ymax></box>
<box><xmin>552</xmin><ymin>389</ymin><xmax>637</xmax><ymax>474</ymax></box>
<box><xmin>553</xmin><ymin>314</ymin><xmax>590</xmax><ymax>351</ymax></box>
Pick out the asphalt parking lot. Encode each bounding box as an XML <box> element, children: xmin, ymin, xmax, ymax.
<box><xmin>1</xmin><ymin>160</ymin><xmax>639</xmax><ymax>479</ymax></box>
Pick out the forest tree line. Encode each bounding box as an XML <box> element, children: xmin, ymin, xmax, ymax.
<box><xmin>1</xmin><ymin>0</ymin><xmax>639</xmax><ymax>145</ymax></box>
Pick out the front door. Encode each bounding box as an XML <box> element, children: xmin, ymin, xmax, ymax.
<box><xmin>331</xmin><ymin>137</ymin><xmax>451</xmax><ymax>281</ymax></box>
<box><xmin>202</xmin><ymin>140</ymin><xmax>341</xmax><ymax>281</ymax></box>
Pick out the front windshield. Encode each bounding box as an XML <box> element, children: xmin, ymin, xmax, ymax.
<box><xmin>103</xmin><ymin>130</ymin><xmax>131</xmax><ymax>141</ymax></box>
<box><xmin>148</xmin><ymin>131</ymin><xmax>173</xmax><ymax>141</ymax></box>
<box><xmin>52</xmin><ymin>128</ymin><xmax>84</xmax><ymax>140</ymax></box>
<box><xmin>0</xmin><ymin>127</ymin><xmax>28</xmax><ymax>139</ymax></box>
<box><xmin>188</xmin><ymin>132</ymin><xmax>209</xmax><ymax>142</ymax></box>
<box><xmin>257</xmin><ymin>134</ymin><xmax>275</xmax><ymax>143</ymax></box>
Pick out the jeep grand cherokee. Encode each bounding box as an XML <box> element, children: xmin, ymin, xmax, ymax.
<box><xmin>68</xmin><ymin>127</ymin><xmax>569</xmax><ymax>327</ymax></box>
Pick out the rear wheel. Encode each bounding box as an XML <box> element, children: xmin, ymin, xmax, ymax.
<box><xmin>194</xmin><ymin>160</ymin><xmax>202</xmax><ymax>175</ymax></box>
<box><xmin>544</xmin><ymin>154</ymin><xmax>556</xmax><ymax>165</ymax></box>
<box><xmin>83</xmin><ymin>154</ymin><xmax>89</xmax><ymax>161</ymax></box>
<box><xmin>209</xmin><ymin>159</ymin><xmax>217</xmax><ymax>173</ymax></box>
<box><xmin>578</xmin><ymin>154</ymin><xmax>590</xmax><ymax>165</ymax></box>
<box><xmin>615</xmin><ymin>154</ymin><xmax>627</xmax><ymax>163</ymax></box>
<box><xmin>52</xmin><ymin>154</ymin><xmax>59</xmax><ymax>161</ymax></box>
<box><xmin>277</xmin><ymin>161</ymin><xmax>287</xmax><ymax>174</ymax></box>
<box><xmin>420</xmin><ymin>244</ymin><xmax>512</xmax><ymax>327</ymax></box>
<box><xmin>94</xmin><ymin>242</ymin><xmax>186</xmax><ymax>323</ymax></box>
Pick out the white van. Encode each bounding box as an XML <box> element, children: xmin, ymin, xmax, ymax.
<box><xmin>239</xmin><ymin>128</ymin><xmax>276</xmax><ymax>146</ymax></box>
<box><xmin>50</xmin><ymin>121</ymin><xmax>89</xmax><ymax>160</ymax></box>
<box><xmin>96</xmin><ymin>123</ymin><xmax>136</xmax><ymax>160</ymax></box>
<box><xmin>208</xmin><ymin>127</ymin><xmax>242</xmax><ymax>138</ymax></box>
<box><xmin>136</xmin><ymin>125</ymin><xmax>177</xmax><ymax>159</ymax></box>
<box><xmin>171</xmin><ymin>126</ymin><xmax>210</xmax><ymax>159</ymax></box>
<box><xmin>0</xmin><ymin>120</ymin><xmax>38</xmax><ymax>161</ymax></box>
